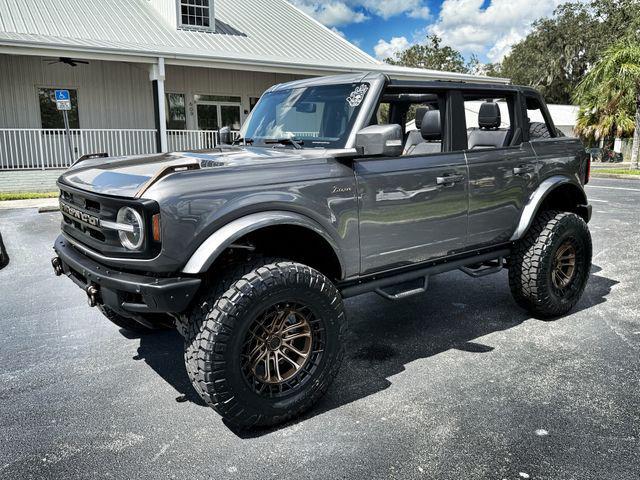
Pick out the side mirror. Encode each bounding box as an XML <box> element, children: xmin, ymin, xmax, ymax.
<box><xmin>355</xmin><ymin>125</ymin><xmax>403</xmax><ymax>157</ymax></box>
<box><xmin>219</xmin><ymin>126</ymin><xmax>232</xmax><ymax>145</ymax></box>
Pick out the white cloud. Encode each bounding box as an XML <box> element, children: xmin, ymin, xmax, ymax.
<box><xmin>374</xmin><ymin>36</ymin><xmax>410</xmax><ymax>60</ymax></box>
<box><xmin>289</xmin><ymin>1</ymin><xmax>367</xmax><ymax>27</ymax></box>
<box><xmin>361</xmin><ymin>0</ymin><xmax>431</xmax><ymax>20</ymax></box>
<box><xmin>427</xmin><ymin>0</ymin><xmax>572</xmax><ymax>61</ymax></box>
<box><xmin>331</xmin><ymin>27</ymin><xmax>346</xmax><ymax>38</ymax></box>
<box><xmin>289</xmin><ymin>0</ymin><xmax>430</xmax><ymax>26</ymax></box>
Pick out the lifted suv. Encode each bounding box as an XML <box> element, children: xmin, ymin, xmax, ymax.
<box><xmin>52</xmin><ymin>72</ymin><xmax>592</xmax><ymax>428</ymax></box>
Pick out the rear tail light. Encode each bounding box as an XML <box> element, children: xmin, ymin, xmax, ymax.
<box><xmin>585</xmin><ymin>153</ymin><xmax>591</xmax><ymax>184</ymax></box>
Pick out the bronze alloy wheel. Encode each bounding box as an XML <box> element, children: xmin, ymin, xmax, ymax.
<box><xmin>241</xmin><ymin>302</ymin><xmax>324</xmax><ymax>396</ymax></box>
<box><xmin>552</xmin><ymin>240</ymin><xmax>577</xmax><ymax>292</ymax></box>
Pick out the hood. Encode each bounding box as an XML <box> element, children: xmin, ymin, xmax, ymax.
<box><xmin>58</xmin><ymin>147</ymin><xmax>328</xmax><ymax>198</ymax></box>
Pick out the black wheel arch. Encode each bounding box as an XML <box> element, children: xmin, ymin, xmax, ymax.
<box><xmin>512</xmin><ymin>176</ymin><xmax>590</xmax><ymax>241</ymax></box>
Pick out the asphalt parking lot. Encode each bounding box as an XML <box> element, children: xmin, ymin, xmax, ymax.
<box><xmin>1</xmin><ymin>176</ymin><xmax>638</xmax><ymax>480</ymax></box>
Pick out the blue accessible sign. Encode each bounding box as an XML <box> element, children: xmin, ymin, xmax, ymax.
<box><xmin>55</xmin><ymin>89</ymin><xmax>71</xmax><ymax>111</ymax></box>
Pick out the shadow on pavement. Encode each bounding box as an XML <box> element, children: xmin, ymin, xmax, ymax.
<box><xmin>127</xmin><ymin>266</ymin><xmax>617</xmax><ymax>437</ymax></box>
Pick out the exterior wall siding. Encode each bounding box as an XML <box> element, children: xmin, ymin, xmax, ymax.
<box><xmin>0</xmin><ymin>55</ymin><xmax>305</xmax><ymax>131</ymax></box>
<box><xmin>0</xmin><ymin>55</ymin><xmax>155</xmax><ymax>129</ymax></box>
<box><xmin>165</xmin><ymin>65</ymin><xmax>302</xmax><ymax>129</ymax></box>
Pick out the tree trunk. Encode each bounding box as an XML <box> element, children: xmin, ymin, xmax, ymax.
<box><xmin>632</xmin><ymin>88</ymin><xmax>640</xmax><ymax>170</ymax></box>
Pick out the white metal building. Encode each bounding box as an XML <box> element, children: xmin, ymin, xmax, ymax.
<box><xmin>0</xmin><ymin>0</ymin><xmax>504</xmax><ymax>190</ymax></box>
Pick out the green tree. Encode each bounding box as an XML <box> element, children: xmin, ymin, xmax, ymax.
<box><xmin>498</xmin><ymin>0</ymin><xmax>640</xmax><ymax>104</ymax></box>
<box><xmin>574</xmin><ymin>40</ymin><xmax>640</xmax><ymax>168</ymax></box>
<box><xmin>385</xmin><ymin>35</ymin><xmax>468</xmax><ymax>73</ymax></box>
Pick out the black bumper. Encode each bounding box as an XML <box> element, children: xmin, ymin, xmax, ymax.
<box><xmin>52</xmin><ymin>235</ymin><xmax>200</xmax><ymax>316</ymax></box>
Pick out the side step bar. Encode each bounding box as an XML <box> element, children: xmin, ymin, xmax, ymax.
<box><xmin>459</xmin><ymin>257</ymin><xmax>505</xmax><ymax>278</ymax></box>
<box><xmin>340</xmin><ymin>249</ymin><xmax>511</xmax><ymax>299</ymax></box>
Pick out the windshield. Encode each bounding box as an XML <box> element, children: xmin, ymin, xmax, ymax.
<box><xmin>240</xmin><ymin>83</ymin><xmax>370</xmax><ymax>149</ymax></box>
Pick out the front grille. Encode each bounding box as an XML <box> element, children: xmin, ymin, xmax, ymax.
<box><xmin>58</xmin><ymin>183</ymin><xmax>160</xmax><ymax>259</ymax></box>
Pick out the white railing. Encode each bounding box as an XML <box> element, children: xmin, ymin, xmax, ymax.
<box><xmin>0</xmin><ymin>128</ymin><xmax>288</xmax><ymax>170</ymax></box>
<box><xmin>167</xmin><ymin>129</ymin><xmax>218</xmax><ymax>152</ymax></box>
<box><xmin>0</xmin><ymin>129</ymin><xmax>158</xmax><ymax>170</ymax></box>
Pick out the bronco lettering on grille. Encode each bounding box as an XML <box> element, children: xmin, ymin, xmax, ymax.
<box><xmin>60</xmin><ymin>201</ymin><xmax>100</xmax><ymax>227</ymax></box>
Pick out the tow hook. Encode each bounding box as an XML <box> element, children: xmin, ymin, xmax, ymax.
<box><xmin>51</xmin><ymin>257</ymin><xmax>64</xmax><ymax>276</ymax></box>
<box><xmin>86</xmin><ymin>284</ymin><xmax>100</xmax><ymax>307</ymax></box>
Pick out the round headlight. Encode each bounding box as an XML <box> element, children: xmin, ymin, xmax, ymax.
<box><xmin>116</xmin><ymin>207</ymin><xmax>144</xmax><ymax>250</ymax></box>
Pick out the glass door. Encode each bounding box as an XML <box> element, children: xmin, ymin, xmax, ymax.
<box><xmin>220</xmin><ymin>105</ymin><xmax>241</xmax><ymax>131</ymax></box>
<box><xmin>195</xmin><ymin>95</ymin><xmax>242</xmax><ymax>132</ymax></box>
<box><xmin>196</xmin><ymin>104</ymin><xmax>219</xmax><ymax>131</ymax></box>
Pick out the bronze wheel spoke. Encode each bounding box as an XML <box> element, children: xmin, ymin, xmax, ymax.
<box><xmin>283</xmin><ymin>342</ymin><xmax>308</xmax><ymax>358</ymax></box>
<box><xmin>279</xmin><ymin>351</ymin><xmax>301</xmax><ymax>371</ymax></box>
<box><xmin>241</xmin><ymin>302</ymin><xmax>319</xmax><ymax>392</ymax></box>
<box><xmin>282</xmin><ymin>331</ymin><xmax>311</xmax><ymax>341</ymax></box>
<box><xmin>552</xmin><ymin>240</ymin><xmax>577</xmax><ymax>290</ymax></box>
<box><xmin>273</xmin><ymin>351</ymin><xmax>283</xmax><ymax>382</ymax></box>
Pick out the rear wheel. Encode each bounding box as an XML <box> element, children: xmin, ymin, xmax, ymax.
<box><xmin>184</xmin><ymin>260</ymin><xmax>346</xmax><ymax>428</ymax></box>
<box><xmin>509</xmin><ymin>210</ymin><xmax>592</xmax><ymax>318</ymax></box>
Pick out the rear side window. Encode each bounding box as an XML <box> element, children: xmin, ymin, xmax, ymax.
<box><xmin>462</xmin><ymin>94</ymin><xmax>517</xmax><ymax>150</ymax></box>
<box><xmin>526</xmin><ymin>96</ymin><xmax>556</xmax><ymax>140</ymax></box>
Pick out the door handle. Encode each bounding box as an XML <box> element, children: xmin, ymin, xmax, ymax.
<box><xmin>513</xmin><ymin>165</ymin><xmax>535</xmax><ymax>175</ymax></box>
<box><xmin>436</xmin><ymin>174</ymin><xmax>465</xmax><ymax>186</ymax></box>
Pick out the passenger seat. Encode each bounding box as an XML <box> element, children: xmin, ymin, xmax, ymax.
<box><xmin>468</xmin><ymin>102</ymin><xmax>509</xmax><ymax>149</ymax></box>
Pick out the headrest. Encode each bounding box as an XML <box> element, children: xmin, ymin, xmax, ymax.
<box><xmin>421</xmin><ymin>110</ymin><xmax>441</xmax><ymax>141</ymax></box>
<box><xmin>414</xmin><ymin>107</ymin><xmax>429</xmax><ymax>130</ymax></box>
<box><xmin>478</xmin><ymin>102</ymin><xmax>501</xmax><ymax>129</ymax></box>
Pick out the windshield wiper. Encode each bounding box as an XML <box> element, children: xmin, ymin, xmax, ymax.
<box><xmin>263</xmin><ymin>138</ymin><xmax>304</xmax><ymax>149</ymax></box>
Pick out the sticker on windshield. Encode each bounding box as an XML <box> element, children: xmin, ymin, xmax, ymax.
<box><xmin>346</xmin><ymin>84</ymin><xmax>369</xmax><ymax>107</ymax></box>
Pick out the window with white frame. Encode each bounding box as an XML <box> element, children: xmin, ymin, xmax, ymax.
<box><xmin>178</xmin><ymin>0</ymin><xmax>214</xmax><ymax>30</ymax></box>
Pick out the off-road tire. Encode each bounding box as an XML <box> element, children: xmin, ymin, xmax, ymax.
<box><xmin>509</xmin><ymin>210</ymin><xmax>592</xmax><ymax>319</ymax></box>
<box><xmin>529</xmin><ymin>121</ymin><xmax>552</xmax><ymax>140</ymax></box>
<box><xmin>97</xmin><ymin>305</ymin><xmax>153</xmax><ymax>333</ymax></box>
<box><xmin>180</xmin><ymin>256</ymin><xmax>280</xmax><ymax>400</ymax></box>
<box><xmin>184</xmin><ymin>260</ymin><xmax>346</xmax><ymax>428</ymax></box>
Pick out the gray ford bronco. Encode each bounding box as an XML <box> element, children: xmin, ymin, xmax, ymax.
<box><xmin>52</xmin><ymin>72</ymin><xmax>592</xmax><ymax>428</ymax></box>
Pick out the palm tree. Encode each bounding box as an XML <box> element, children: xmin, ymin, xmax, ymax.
<box><xmin>574</xmin><ymin>39</ymin><xmax>640</xmax><ymax>168</ymax></box>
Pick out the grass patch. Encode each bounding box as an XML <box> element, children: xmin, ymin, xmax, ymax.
<box><xmin>0</xmin><ymin>192</ymin><xmax>58</xmax><ymax>201</ymax></box>
<box><xmin>593</xmin><ymin>168</ymin><xmax>640</xmax><ymax>175</ymax></box>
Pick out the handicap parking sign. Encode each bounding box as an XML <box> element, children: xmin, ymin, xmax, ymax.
<box><xmin>55</xmin><ymin>89</ymin><xmax>71</xmax><ymax>111</ymax></box>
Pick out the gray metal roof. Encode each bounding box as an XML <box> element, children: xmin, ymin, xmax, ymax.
<box><xmin>0</xmin><ymin>0</ymin><xmax>509</xmax><ymax>83</ymax></box>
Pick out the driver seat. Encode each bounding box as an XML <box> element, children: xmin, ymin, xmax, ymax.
<box><xmin>411</xmin><ymin>110</ymin><xmax>442</xmax><ymax>155</ymax></box>
<box><xmin>403</xmin><ymin>107</ymin><xmax>429</xmax><ymax>155</ymax></box>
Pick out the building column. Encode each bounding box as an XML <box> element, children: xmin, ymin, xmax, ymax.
<box><xmin>149</xmin><ymin>57</ymin><xmax>168</xmax><ymax>153</ymax></box>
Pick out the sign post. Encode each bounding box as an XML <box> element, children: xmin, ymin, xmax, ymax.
<box><xmin>55</xmin><ymin>90</ymin><xmax>75</xmax><ymax>164</ymax></box>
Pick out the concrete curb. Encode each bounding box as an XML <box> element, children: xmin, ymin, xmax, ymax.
<box><xmin>591</xmin><ymin>173</ymin><xmax>640</xmax><ymax>181</ymax></box>
<box><xmin>0</xmin><ymin>198</ymin><xmax>59</xmax><ymax>210</ymax></box>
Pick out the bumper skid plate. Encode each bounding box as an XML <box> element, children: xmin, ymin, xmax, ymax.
<box><xmin>52</xmin><ymin>235</ymin><xmax>201</xmax><ymax>315</ymax></box>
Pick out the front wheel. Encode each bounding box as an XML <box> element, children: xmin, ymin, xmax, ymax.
<box><xmin>185</xmin><ymin>261</ymin><xmax>346</xmax><ymax>428</ymax></box>
<box><xmin>509</xmin><ymin>210</ymin><xmax>592</xmax><ymax>319</ymax></box>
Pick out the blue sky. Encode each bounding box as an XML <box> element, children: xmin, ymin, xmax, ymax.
<box><xmin>288</xmin><ymin>0</ymin><xmax>568</xmax><ymax>63</ymax></box>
